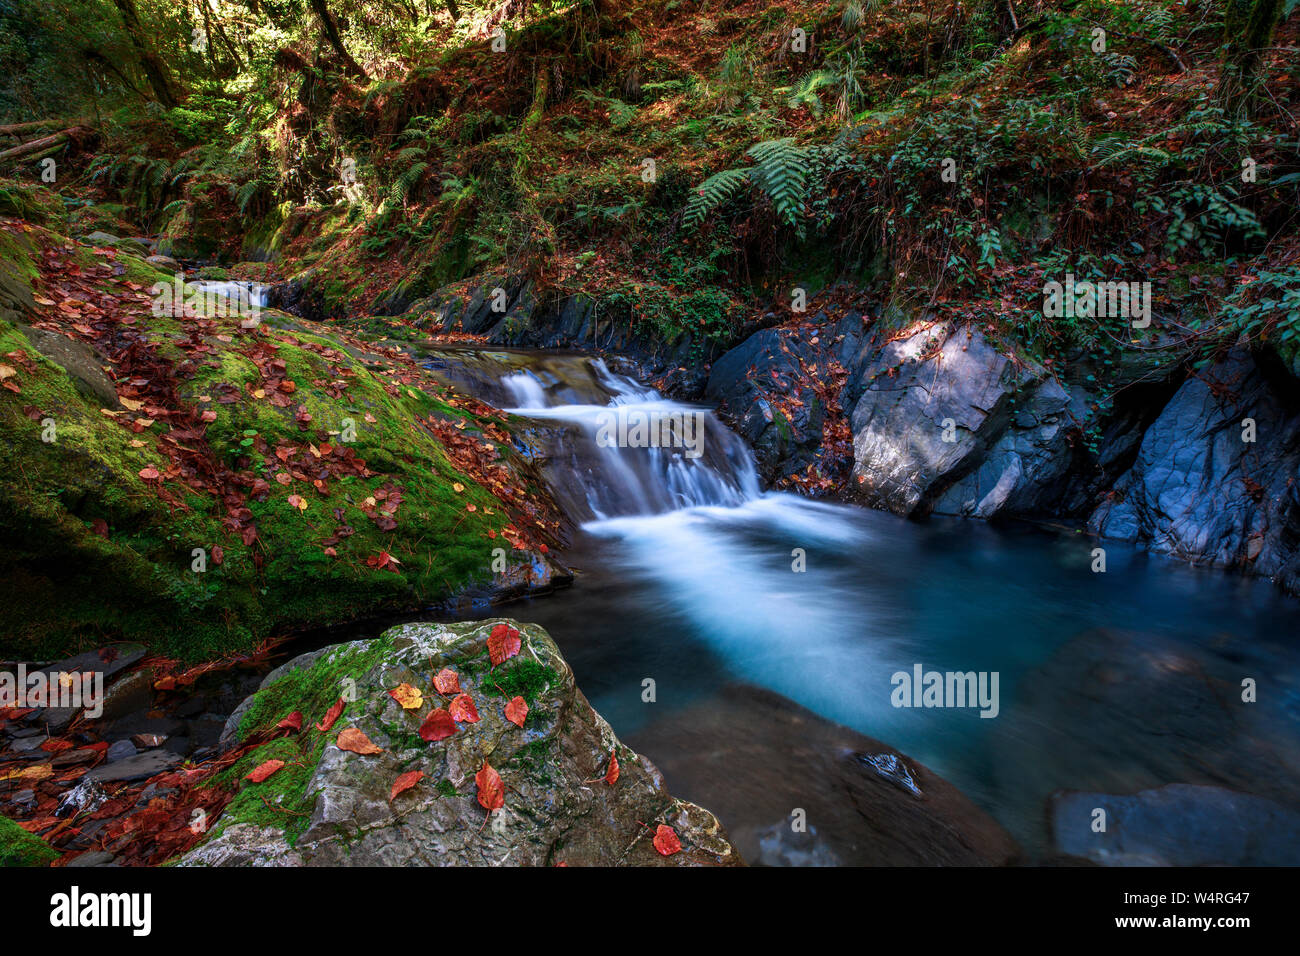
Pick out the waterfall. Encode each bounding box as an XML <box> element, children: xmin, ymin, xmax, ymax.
<box><xmin>499</xmin><ymin>359</ymin><xmax>761</xmax><ymax>520</ymax></box>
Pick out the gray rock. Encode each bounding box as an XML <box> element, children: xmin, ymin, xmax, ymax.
<box><xmin>65</xmin><ymin>851</ymin><xmax>117</xmax><ymax>867</ymax></box>
<box><xmin>145</xmin><ymin>254</ymin><xmax>180</xmax><ymax>272</ymax></box>
<box><xmin>184</xmin><ymin>620</ymin><xmax>741</xmax><ymax>867</ymax></box>
<box><xmin>85</xmin><ymin>749</ymin><xmax>180</xmax><ymax>783</ymax></box>
<box><xmin>1089</xmin><ymin>348</ymin><xmax>1300</xmax><ymax>592</ymax></box>
<box><xmin>1050</xmin><ymin>784</ymin><xmax>1300</xmax><ymax>866</ymax></box>
<box><xmin>106</xmin><ymin>739</ymin><xmax>138</xmax><ymax>762</ymax></box>
<box><xmin>16</xmin><ymin>324</ymin><xmax>120</xmax><ymax>410</ymax></box>
<box><xmin>95</xmin><ymin>669</ymin><xmax>154</xmax><ymax>722</ymax></box>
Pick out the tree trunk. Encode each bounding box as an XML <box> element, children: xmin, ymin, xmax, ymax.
<box><xmin>109</xmin><ymin>0</ymin><xmax>180</xmax><ymax>107</ymax></box>
<box><xmin>306</xmin><ymin>0</ymin><xmax>369</xmax><ymax>78</ymax></box>
<box><xmin>0</xmin><ymin>127</ymin><xmax>93</xmax><ymax>163</ymax></box>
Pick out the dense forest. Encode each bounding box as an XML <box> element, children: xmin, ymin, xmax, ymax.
<box><xmin>1</xmin><ymin>0</ymin><xmax>1299</xmax><ymax>875</ymax></box>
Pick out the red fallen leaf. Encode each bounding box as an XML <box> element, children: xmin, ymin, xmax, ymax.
<box><xmin>336</xmin><ymin>728</ymin><xmax>383</xmax><ymax>754</ymax></box>
<box><xmin>90</xmin><ymin>518</ymin><xmax>109</xmax><ymax>538</ymax></box>
<box><xmin>504</xmin><ymin>696</ymin><xmax>528</xmax><ymax>728</ymax></box>
<box><xmin>605</xmin><ymin>748</ymin><xmax>619</xmax><ymax>785</ymax></box>
<box><xmin>276</xmin><ymin>711</ymin><xmax>303</xmax><ymax>733</ymax></box>
<box><xmin>449</xmin><ymin>694</ymin><xmax>479</xmax><ymax>723</ymax></box>
<box><xmin>487</xmin><ymin>623</ymin><xmax>521</xmax><ymax>666</ymax></box>
<box><xmin>433</xmin><ymin>668</ymin><xmax>460</xmax><ymax>695</ymax></box>
<box><xmin>39</xmin><ymin>738</ymin><xmax>75</xmax><ymax>753</ymax></box>
<box><xmin>653</xmin><ymin>824</ymin><xmax>681</xmax><ymax>856</ymax></box>
<box><xmin>390</xmin><ymin>770</ymin><xmax>424</xmax><ymax>801</ymax></box>
<box><xmin>200</xmin><ymin>410</ymin><xmax>217</xmax><ymax>423</ymax></box>
<box><xmin>138</xmin><ymin>466</ymin><xmax>160</xmax><ymax>480</ymax></box>
<box><xmin>211</xmin><ymin>545</ymin><xmax>224</xmax><ymax>565</ymax></box>
<box><xmin>418</xmin><ymin>708</ymin><xmax>456</xmax><ymax>742</ymax></box>
<box><xmin>316</xmin><ymin>697</ymin><xmax>345</xmax><ymax>732</ymax></box>
<box><xmin>476</xmin><ymin>760</ymin><xmax>504</xmax><ymax>811</ymax></box>
<box><xmin>245</xmin><ymin>759</ymin><xmax>284</xmax><ymax>783</ymax></box>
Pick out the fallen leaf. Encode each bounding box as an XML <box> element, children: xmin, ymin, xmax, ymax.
<box><xmin>604</xmin><ymin>748</ymin><xmax>619</xmax><ymax>785</ymax></box>
<box><xmin>487</xmin><ymin>623</ymin><xmax>521</xmax><ymax>666</ymax></box>
<box><xmin>389</xmin><ymin>682</ymin><xmax>424</xmax><ymax>710</ymax></box>
<box><xmin>505</xmin><ymin>696</ymin><xmax>528</xmax><ymax>728</ymax></box>
<box><xmin>449</xmin><ymin>693</ymin><xmax>480</xmax><ymax>723</ymax></box>
<box><xmin>316</xmin><ymin>698</ymin><xmax>345</xmax><ymax>732</ymax></box>
<box><xmin>276</xmin><ymin>711</ymin><xmax>303</xmax><ymax>733</ymax></box>
<box><xmin>138</xmin><ymin>466</ymin><xmax>160</xmax><ymax>480</ymax></box>
<box><xmin>418</xmin><ymin>708</ymin><xmax>456</xmax><ymax>742</ymax></box>
<box><xmin>653</xmin><ymin>824</ymin><xmax>681</xmax><ymax>856</ymax></box>
<box><xmin>433</xmin><ymin>668</ymin><xmax>460</xmax><ymax>695</ymax></box>
<box><xmin>245</xmin><ymin>759</ymin><xmax>284</xmax><ymax>783</ymax></box>
<box><xmin>337</xmin><ymin>728</ymin><xmax>383</xmax><ymax>755</ymax></box>
<box><xmin>476</xmin><ymin>760</ymin><xmax>504</xmax><ymax>811</ymax></box>
<box><xmin>390</xmin><ymin>770</ymin><xmax>424</xmax><ymax>801</ymax></box>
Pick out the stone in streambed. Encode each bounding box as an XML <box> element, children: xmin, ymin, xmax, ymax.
<box><xmin>181</xmin><ymin>620</ymin><xmax>741</xmax><ymax>867</ymax></box>
<box><xmin>625</xmin><ymin>683</ymin><xmax>1021</xmax><ymax>866</ymax></box>
<box><xmin>1049</xmin><ymin>784</ymin><xmax>1300</xmax><ymax>866</ymax></box>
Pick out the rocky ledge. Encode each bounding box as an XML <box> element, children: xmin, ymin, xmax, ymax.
<box><xmin>179</xmin><ymin>620</ymin><xmax>740</xmax><ymax>867</ymax></box>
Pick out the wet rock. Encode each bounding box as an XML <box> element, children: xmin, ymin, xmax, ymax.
<box><xmin>1049</xmin><ymin>784</ymin><xmax>1300</xmax><ymax>866</ymax></box>
<box><xmin>183</xmin><ymin>620</ymin><xmax>741</xmax><ymax>867</ymax></box>
<box><xmin>85</xmin><ymin>750</ymin><xmax>180</xmax><ymax>783</ymax></box>
<box><xmin>706</xmin><ymin>313</ymin><xmax>867</xmax><ymax>487</ymax></box>
<box><xmin>1089</xmin><ymin>348</ymin><xmax>1300</xmax><ymax>594</ymax></box>
<box><xmin>987</xmin><ymin>626</ymin><xmax>1300</xmax><ymax>857</ymax></box>
<box><xmin>130</xmin><ymin>733</ymin><xmax>165</xmax><ymax>749</ymax></box>
<box><xmin>145</xmin><ymin>254</ymin><xmax>180</xmax><ymax>272</ymax></box>
<box><xmin>753</xmin><ymin>823</ymin><xmax>842</xmax><ymax>867</ymax></box>
<box><xmin>9</xmin><ymin>790</ymin><xmax>35</xmax><ymax>808</ymax></box>
<box><xmin>16</xmin><ymin>324</ymin><xmax>120</xmax><ymax>409</ymax></box>
<box><xmin>626</xmin><ymin>683</ymin><xmax>1020</xmax><ymax>866</ymax></box>
<box><xmin>66</xmin><ymin>851</ymin><xmax>117</xmax><ymax>867</ymax></box>
<box><xmin>11</xmin><ymin>735</ymin><xmax>47</xmax><ymax>752</ymax></box>
<box><xmin>106</xmin><ymin>740</ymin><xmax>138</xmax><ymax>762</ymax></box>
<box><xmin>96</xmin><ymin>669</ymin><xmax>154</xmax><ymax>722</ymax></box>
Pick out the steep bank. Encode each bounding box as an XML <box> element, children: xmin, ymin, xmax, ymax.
<box><xmin>0</xmin><ymin>220</ymin><xmax>567</xmax><ymax>661</ymax></box>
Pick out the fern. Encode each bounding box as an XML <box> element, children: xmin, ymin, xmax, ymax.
<box><xmin>682</xmin><ymin>167</ymin><xmax>749</xmax><ymax>229</ymax></box>
<box><xmin>387</xmin><ymin>162</ymin><xmax>429</xmax><ymax>208</ymax></box>
<box><xmin>746</xmin><ymin>138</ymin><xmax>810</xmax><ymax>231</ymax></box>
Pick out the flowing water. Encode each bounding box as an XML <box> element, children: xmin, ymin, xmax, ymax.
<box><xmin>419</xmin><ymin>346</ymin><xmax>1300</xmax><ymax>862</ymax></box>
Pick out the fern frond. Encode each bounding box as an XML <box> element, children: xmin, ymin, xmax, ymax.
<box><xmin>682</xmin><ymin>167</ymin><xmax>749</xmax><ymax>229</ymax></box>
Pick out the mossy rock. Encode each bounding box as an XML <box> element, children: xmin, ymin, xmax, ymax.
<box><xmin>0</xmin><ymin>814</ymin><xmax>58</xmax><ymax>867</ymax></box>
<box><xmin>180</xmin><ymin>619</ymin><xmax>741</xmax><ymax>867</ymax></box>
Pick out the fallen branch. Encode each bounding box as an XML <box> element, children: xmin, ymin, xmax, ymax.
<box><xmin>0</xmin><ymin>126</ymin><xmax>96</xmax><ymax>163</ymax></box>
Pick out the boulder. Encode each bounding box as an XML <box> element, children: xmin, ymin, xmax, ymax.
<box><xmin>16</xmin><ymin>324</ymin><xmax>119</xmax><ymax>409</ymax></box>
<box><xmin>182</xmin><ymin>620</ymin><xmax>741</xmax><ymax>867</ymax></box>
<box><xmin>1050</xmin><ymin>783</ymin><xmax>1300</xmax><ymax>866</ymax></box>
<box><xmin>848</xmin><ymin>322</ymin><xmax>1074</xmax><ymax>516</ymax></box>
<box><xmin>1089</xmin><ymin>348</ymin><xmax>1300</xmax><ymax>592</ymax></box>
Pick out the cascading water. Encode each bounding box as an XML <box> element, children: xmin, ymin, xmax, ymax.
<box><xmin>415</xmin><ymin>346</ymin><xmax>1300</xmax><ymax>863</ymax></box>
<box><xmin>500</xmin><ymin>361</ymin><xmax>760</xmax><ymax>519</ymax></box>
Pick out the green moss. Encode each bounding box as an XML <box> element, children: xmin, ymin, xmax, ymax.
<box><xmin>210</xmin><ymin>637</ymin><xmax>394</xmax><ymax>844</ymax></box>
<box><xmin>0</xmin><ymin>814</ymin><xmax>58</xmax><ymax>867</ymax></box>
<box><xmin>478</xmin><ymin>657</ymin><xmax>557</xmax><ymax>707</ymax></box>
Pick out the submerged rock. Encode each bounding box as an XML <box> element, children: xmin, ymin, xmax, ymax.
<box><xmin>181</xmin><ymin>620</ymin><xmax>740</xmax><ymax>867</ymax></box>
<box><xmin>1049</xmin><ymin>783</ymin><xmax>1300</xmax><ymax>866</ymax></box>
<box><xmin>625</xmin><ymin>683</ymin><xmax>1021</xmax><ymax>866</ymax></box>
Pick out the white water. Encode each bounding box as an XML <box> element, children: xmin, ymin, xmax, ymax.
<box><xmin>501</xmin><ymin>361</ymin><xmax>759</xmax><ymax>519</ymax></box>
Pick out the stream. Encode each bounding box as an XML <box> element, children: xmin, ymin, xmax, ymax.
<box><xmin>408</xmin><ymin>345</ymin><xmax>1300</xmax><ymax>862</ymax></box>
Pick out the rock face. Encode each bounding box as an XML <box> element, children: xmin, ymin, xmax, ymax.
<box><xmin>847</xmin><ymin>322</ymin><xmax>1069</xmax><ymax>516</ymax></box>
<box><xmin>705</xmin><ymin>312</ymin><xmax>866</xmax><ymax>488</ymax></box>
<box><xmin>181</xmin><ymin>620</ymin><xmax>741</xmax><ymax>867</ymax></box>
<box><xmin>1089</xmin><ymin>348</ymin><xmax>1300</xmax><ymax>592</ymax></box>
<box><xmin>1049</xmin><ymin>784</ymin><xmax>1300</xmax><ymax>866</ymax></box>
<box><xmin>706</xmin><ymin>302</ymin><xmax>1300</xmax><ymax>594</ymax></box>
